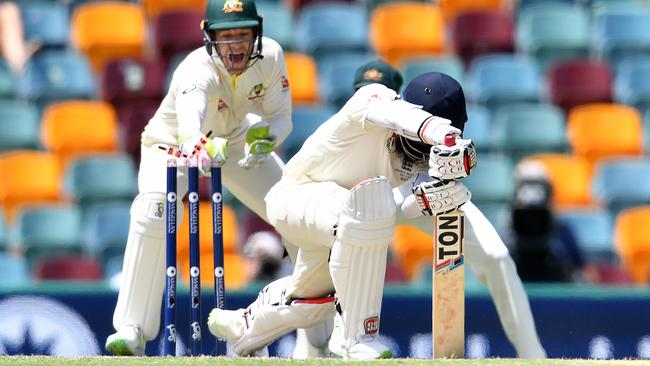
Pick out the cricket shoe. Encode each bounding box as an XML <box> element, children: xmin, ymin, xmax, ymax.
<box><xmin>327</xmin><ymin>315</ymin><xmax>391</xmax><ymax>360</ymax></box>
<box><xmin>105</xmin><ymin>325</ymin><xmax>145</xmax><ymax>356</ymax></box>
<box><xmin>292</xmin><ymin>328</ymin><xmax>328</xmax><ymax>359</ymax></box>
<box><xmin>207</xmin><ymin>308</ymin><xmax>268</xmax><ymax>357</ymax></box>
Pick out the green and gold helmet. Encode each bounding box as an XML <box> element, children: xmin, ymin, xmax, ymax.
<box><xmin>203</xmin><ymin>0</ymin><xmax>262</xmax><ymax>31</ymax></box>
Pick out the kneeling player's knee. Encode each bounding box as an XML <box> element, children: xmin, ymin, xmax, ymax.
<box><xmin>130</xmin><ymin>192</ymin><xmax>183</xmax><ymax>236</ymax></box>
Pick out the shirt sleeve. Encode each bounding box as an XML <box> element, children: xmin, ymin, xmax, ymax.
<box><xmin>173</xmin><ymin>61</ymin><xmax>217</xmax><ymax>142</ymax></box>
<box><xmin>260</xmin><ymin>41</ymin><xmax>292</xmax><ymax>145</ymax></box>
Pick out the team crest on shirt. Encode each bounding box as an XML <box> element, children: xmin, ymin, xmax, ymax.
<box><xmin>223</xmin><ymin>0</ymin><xmax>244</xmax><ymax>13</ymax></box>
<box><xmin>281</xmin><ymin>75</ymin><xmax>290</xmax><ymax>91</ymax></box>
<box><xmin>247</xmin><ymin>83</ymin><xmax>266</xmax><ymax>101</ymax></box>
<box><xmin>217</xmin><ymin>99</ymin><xmax>229</xmax><ymax>111</ymax></box>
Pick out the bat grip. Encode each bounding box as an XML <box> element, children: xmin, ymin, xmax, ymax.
<box><xmin>444</xmin><ymin>134</ymin><xmax>456</xmax><ymax>147</ymax></box>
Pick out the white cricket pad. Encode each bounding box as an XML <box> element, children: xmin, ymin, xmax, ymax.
<box><xmin>329</xmin><ymin>177</ymin><xmax>396</xmax><ymax>348</ymax></box>
<box><xmin>113</xmin><ymin>193</ymin><xmax>183</xmax><ymax>340</ymax></box>
<box><xmin>207</xmin><ymin>276</ymin><xmax>336</xmax><ymax>356</ymax></box>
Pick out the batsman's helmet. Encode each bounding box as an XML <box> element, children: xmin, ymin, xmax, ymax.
<box><xmin>201</xmin><ymin>0</ymin><xmax>263</xmax><ymax>62</ymax></box>
<box><xmin>397</xmin><ymin>72</ymin><xmax>468</xmax><ymax>163</ymax></box>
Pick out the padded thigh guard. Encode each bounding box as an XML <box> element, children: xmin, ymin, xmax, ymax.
<box><xmin>113</xmin><ymin>193</ymin><xmax>183</xmax><ymax>340</ymax></box>
<box><xmin>329</xmin><ymin>177</ymin><xmax>396</xmax><ymax>347</ymax></box>
<box><xmin>211</xmin><ymin>276</ymin><xmax>337</xmax><ymax>356</ymax></box>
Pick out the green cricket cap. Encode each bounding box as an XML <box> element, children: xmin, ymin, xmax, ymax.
<box><xmin>353</xmin><ymin>59</ymin><xmax>404</xmax><ymax>93</ymax></box>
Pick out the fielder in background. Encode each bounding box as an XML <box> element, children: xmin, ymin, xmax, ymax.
<box><xmin>105</xmin><ymin>0</ymin><xmax>295</xmax><ymax>356</ymax></box>
<box><xmin>292</xmin><ymin>61</ymin><xmax>547</xmax><ymax>359</ymax></box>
<box><xmin>207</xmin><ymin>71</ymin><xmax>479</xmax><ymax>359</ymax></box>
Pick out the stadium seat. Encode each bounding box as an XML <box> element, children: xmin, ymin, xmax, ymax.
<box><xmin>19</xmin><ymin>1</ymin><xmax>70</xmax><ymax>49</ymax></box>
<box><xmin>466</xmin><ymin>54</ymin><xmax>542</xmax><ymax>108</ymax></box>
<box><xmin>515</xmin><ymin>3</ymin><xmax>590</xmax><ymax>69</ymax></box>
<box><xmin>439</xmin><ymin>0</ymin><xmax>507</xmax><ymax>25</ymax></box>
<box><xmin>153</xmin><ymin>10</ymin><xmax>204</xmax><ymax>63</ymax></box>
<box><xmin>142</xmin><ymin>0</ymin><xmax>207</xmax><ymax>19</ymax></box>
<box><xmin>0</xmin><ymin>253</ymin><xmax>30</xmax><ymax>285</ymax></box>
<box><xmin>492</xmin><ymin>103</ymin><xmax>567</xmax><ymax>161</ymax></box>
<box><xmin>33</xmin><ymin>255</ymin><xmax>103</xmax><ymax>281</ymax></box>
<box><xmin>614</xmin><ymin>56</ymin><xmax>650</xmax><ymax>112</ymax></box>
<box><xmin>0</xmin><ymin>100</ymin><xmax>40</xmax><ymax>152</ymax></box>
<box><xmin>0</xmin><ymin>59</ymin><xmax>15</xmax><ymax>99</ymax></box>
<box><xmin>294</xmin><ymin>3</ymin><xmax>368</xmax><ymax>62</ymax></box>
<box><xmin>0</xmin><ymin>151</ymin><xmax>62</xmax><ymax>222</ymax></box>
<box><xmin>463</xmin><ymin>104</ymin><xmax>493</xmax><ymax>152</ymax></box>
<box><xmin>119</xmin><ymin>101</ymin><xmax>160</xmax><ymax>166</ymax></box>
<box><xmin>391</xmin><ymin>225</ymin><xmax>432</xmax><ymax>280</ymax></box>
<box><xmin>400</xmin><ymin>55</ymin><xmax>465</xmax><ymax>86</ymax></box>
<box><xmin>17</xmin><ymin>50</ymin><xmax>97</xmax><ymax>107</ymax></box>
<box><xmin>70</xmin><ymin>2</ymin><xmax>147</xmax><ymax>72</ymax></box>
<box><xmin>82</xmin><ymin>201</ymin><xmax>130</xmax><ymax>266</ymax></box>
<box><xmin>363</xmin><ymin>0</ymin><xmax>428</xmax><ymax>17</ymax></box>
<box><xmin>63</xmin><ymin>153</ymin><xmax>137</xmax><ymax>208</ymax></box>
<box><xmin>101</xmin><ymin>58</ymin><xmax>166</xmax><ymax>109</ymax></box>
<box><xmin>547</xmin><ymin>60</ymin><xmax>613</xmax><ymax>113</ymax></box>
<box><xmin>12</xmin><ymin>204</ymin><xmax>83</xmax><ymax>266</ymax></box>
<box><xmin>591</xmin><ymin>0</ymin><xmax>649</xmax><ymax>13</ymax></box>
<box><xmin>557</xmin><ymin>208</ymin><xmax>616</xmax><ymax>262</ymax></box>
<box><xmin>591</xmin><ymin>158</ymin><xmax>650</xmax><ymax>216</ymax></box>
<box><xmin>522</xmin><ymin>153</ymin><xmax>593</xmax><ymax>208</ymax></box>
<box><xmin>614</xmin><ymin>205</ymin><xmax>650</xmax><ymax>284</ymax></box>
<box><xmin>257</xmin><ymin>2</ymin><xmax>294</xmax><ymax>51</ymax></box>
<box><xmin>369</xmin><ymin>3</ymin><xmax>445</xmax><ymax>65</ymax></box>
<box><xmin>286</xmin><ymin>0</ymin><xmax>356</xmax><ymax>14</ymax></box>
<box><xmin>566</xmin><ymin>103</ymin><xmax>643</xmax><ymax>165</ymax></box>
<box><xmin>463</xmin><ymin>153</ymin><xmax>514</xmax><ymax>205</ymax></box>
<box><xmin>451</xmin><ymin>10</ymin><xmax>514</xmax><ymax>67</ymax></box>
<box><xmin>0</xmin><ymin>211</ymin><xmax>6</xmax><ymax>250</ymax></box>
<box><xmin>318</xmin><ymin>53</ymin><xmax>376</xmax><ymax>109</ymax></box>
<box><xmin>41</xmin><ymin>100</ymin><xmax>119</xmax><ymax>167</ymax></box>
<box><xmin>284</xmin><ymin>104</ymin><xmax>338</xmax><ymax>158</ymax></box>
<box><xmin>593</xmin><ymin>9</ymin><xmax>650</xmax><ymax>67</ymax></box>
<box><xmin>284</xmin><ymin>52</ymin><xmax>319</xmax><ymax>105</ymax></box>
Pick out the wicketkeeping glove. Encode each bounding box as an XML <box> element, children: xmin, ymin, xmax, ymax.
<box><xmin>179</xmin><ymin>132</ymin><xmax>228</xmax><ymax>176</ymax></box>
<box><xmin>238</xmin><ymin>121</ymin><xmax>276</xmax><ymax>169</ymax></box>
<box><xmin>407</xmin><ymin>180</ymin><xmax>471</xmax><ymax>217</ymax></box>
<box><xmin>428</xmin><ymin>138</ymin><xmax>477</xmax><ymax>180</ymax></box>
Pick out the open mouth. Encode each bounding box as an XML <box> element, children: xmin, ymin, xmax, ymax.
<box><xmin>228</xmin><ymin>53</ymin><xmax>245</xmax><ymax>64</ymax></box>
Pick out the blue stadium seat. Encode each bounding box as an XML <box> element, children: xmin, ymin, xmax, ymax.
<box><xmin>63</xmin><ymin>153</ymin><xmax>137</xmax><ymax>208</ymax></box>
<box><xmin>557</xmin><ymin>208</ymin><xmax>616</xmax><ymax>262</ymax></box>
<box><xmin>293</xmin><ymin>3</ymin><xmax>369</xmax><ymax>62</ymax></box>
<box><xmin>614</xmin><ymin>56</ymin><xmax>650</xmax><ymax>111</ymax></box>
<box><xmin>17</xmin><ymin>50</ymin><xmax>96</xmax><ymax>108</ymax></box>
<box><xmin>83</xmin><ymin>202</ymin><xmax>130</xmax><ymax>265</ymax></box>
<box><xmin>0</xmin><ymin>253</ymin><xmax>30</xmax><ymax>285</ymax></box>
<box><xmin>463</xmin><ymin>154</ymin><xmax>514</xmax><ymax>228</ymax></box>
<box><xmin>0</xmin><ymin>210</ymin><xmax>6</xmax><ymax>250</ymax></box>
<box><xmin>591</xmin><ymin>158</ymin><xmax>650</xmax><ymax>216</ymax></box>
<box><xmin>0</xmin><ymin>58</ymin><xmax>15</xmax><ymax>98</ymax></box>
<box><xmin>591</xmin><ymin>0</ymin><xmax>650</xmax><ymax>13</ymax></box>
<box><xmin>466</xmin><ymin>54</ymin><xmax>542</xmax><ymax>109</ymax></box>
<box><xmin>19</xmin><ymin>1</ymin><xmax>70</xmax><ymax>49</ymax></box>
<box><xmin>257</xmin><ymin>2</ymin><xmax>294</xmax><ymax>51</ymax></box>
<box><xmin>11</xmin><ymin>204</ymin><xmax>83</xmax><ymax>265</ymax></box>
<box><xmin>492</xmin><ymin>103</ymin><xmax>567</xmax><ymax>162</ymax></box>
<box><xmin>515</xmin><ymin>3</ymin><xmax>590</xmax><ymax>69</ymax></box>
<box><xmin>0</xmin><ymin>100</ymin><xmax>40</xmax><ymax>151</ymax></box>
<box><xmin>284</xmin><ymin>104</ymin><xmax>338</xmax><ymax>159</ymax></box>
<box><xmin>400</xmin><ymin>55</ymin><xmax>464</xmax><ymax>87</ymax></box>
<box><xmin>463</xmin><ymin>104</ymin><xmax>493</xmax><ymax>152</ymax></box>
<box><xmin>318</xmin><ymin>52</ymin><xmax>376</xmax><ymax>109</ymax></box>
<box><xmin>593</xmin><ymin>10</ymin><xmax>650</xmax><ymax>68</ymax></box>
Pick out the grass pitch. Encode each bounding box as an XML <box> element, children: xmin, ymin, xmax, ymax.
<box><xmin>0</xmin><ymin>357</ymin><xmax>648</xmax><ymax>366</ymax></box>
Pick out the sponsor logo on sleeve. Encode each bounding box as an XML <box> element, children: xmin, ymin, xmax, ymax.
<box><xmin>281</xmin><ymin>75</ymin><xmax>290</xmax><ymax>91</ymax></box>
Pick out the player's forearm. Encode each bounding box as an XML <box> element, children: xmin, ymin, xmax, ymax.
<box><xmin>175</xmin><ymin>89</ymin><xmax>209</xmax><ymax>142</ymax></box>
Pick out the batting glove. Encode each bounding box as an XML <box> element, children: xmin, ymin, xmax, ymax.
<box><xmin>428</xmin><ymin>138</ymin><xmax>477</xmax><ymax>180</ymax></box>
<box><xmin>407</xmin><ymin>180</ymin><xmax>471</xmax><ymax>217</ymax></box>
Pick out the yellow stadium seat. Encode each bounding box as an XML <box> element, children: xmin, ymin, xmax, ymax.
<box><xmin>523</xmin><ymin>153</ymin><xmax>593</xmax><ymax>208</ymax></box>
<box><xmin>614</xmin><ymin>206</ymin><xmax>650</xmax><ymax>284</ymax></box>
<box><xmin>41</xmin><ymin>101</ymin><xmax>118</xmax><ymax>168</ymax></box>
<box><xmin>70</xmin><ymin>2</ymin><xmax>147</xmax><ymax>72</ymax></box>
<box><xmin>0</xmin><ymin>151</ymin><xmax>62</xmax><ymax>222</ymax></box>
<box><xmin>439</xmin><ymin>0</ymin><xmax>507</xmax><ymax>25</ymax></box>
<box><xmin>285</xmin><ymin>52</ymin><xmax>319</xmax><ymax>105</ymax></box>
<box><xmin>369</xmin><ymin>3</ymin><xmax>445</xmax><ymax>66</ymax></box>
<box><xmin>143</xmin><ymin>0</ymin><xmax>207</xmax><ymax>19</ymax></box>
<box><xmin>391</xmin><ymin>225</ymin><xmax>433</xmax><ymax>281</ymax></box>
<box><xmin>567</xmin><ymin>103</ymin><xmax>643</xmax><ymax>165</ymax></box>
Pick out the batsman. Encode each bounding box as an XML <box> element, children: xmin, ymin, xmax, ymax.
<box><xmin>207</xmin><ymin>72</ymin><xmax>475</xmax><ymax>359</ymax></box>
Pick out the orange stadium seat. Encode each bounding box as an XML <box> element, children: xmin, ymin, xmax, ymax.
<box><xmin>614</xmin><ymin>206</ymin><xmax>650</xmax><ymax>284</ymax></box>
<box><xmin>439</xmin><ymin>0</ymin><xmax>507</xmax><ymax>25</ymax></box>
<box><xmin>284</xmin><ymin>52</ymin><xmax>319</xmax><ymax>104</ymax></box>
<box><xmin>0</xmin><ymin>151</ymin><xmax>62</xmax><ymax>222</ymax></box>
<box><xmin>369</xmin><ymin>3</ymin><xmax>445</xmax><ymax>66</ymax></box>
<box><xmin>391</xmin><ymin>225</ymin><xmax>433</xmax><ymax>281</ymax></box>
<box><xmin>142</xmin><ymin>0</ymin><xmax>207</xmax><ymax>19</ymax></box>
<box><xmin>41</xmin><ymin>101</ymin><xmax>118</xmax><ymax>168</ymax></box>
<box><xmin>567</xmin><ymin>103</ymin><xmax>643</xmax><ymax>165</ymax></box>
<box><xmin>522</xmin><ymin>153</ymin><xmax>593</xmax><ymax>208</ymax></box>
<box><xmin>177</xmin><ymin>202</ymin><xmax>248</xmax><ymax>289</ymax></box>
<box><xmin>70</xmin><ymin>2</ymin><xmax>147</xmax><ymax>72</ymax></box>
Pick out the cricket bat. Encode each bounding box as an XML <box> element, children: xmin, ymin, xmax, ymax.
<box><xmin>432</xmin><ymin>134</ymin><xmax>465</xmax><ymax>358</ymax></box>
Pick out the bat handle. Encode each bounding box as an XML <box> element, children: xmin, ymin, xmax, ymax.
<box><xmin>444</xmin><ymin>134</ymin><xmax>456</xmax><ymax>147</ymax></box>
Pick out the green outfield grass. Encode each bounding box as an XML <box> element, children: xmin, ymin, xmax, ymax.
<box><xmin>0</xmin><ymin>357</ymin><xmax>648</xmax><ymax>366</ymax></box>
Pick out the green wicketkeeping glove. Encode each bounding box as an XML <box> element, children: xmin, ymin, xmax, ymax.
<box><xmin>238</xmin><ymin>121</ymin><xmax>276</xmax><ymax>169</ymax></box>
